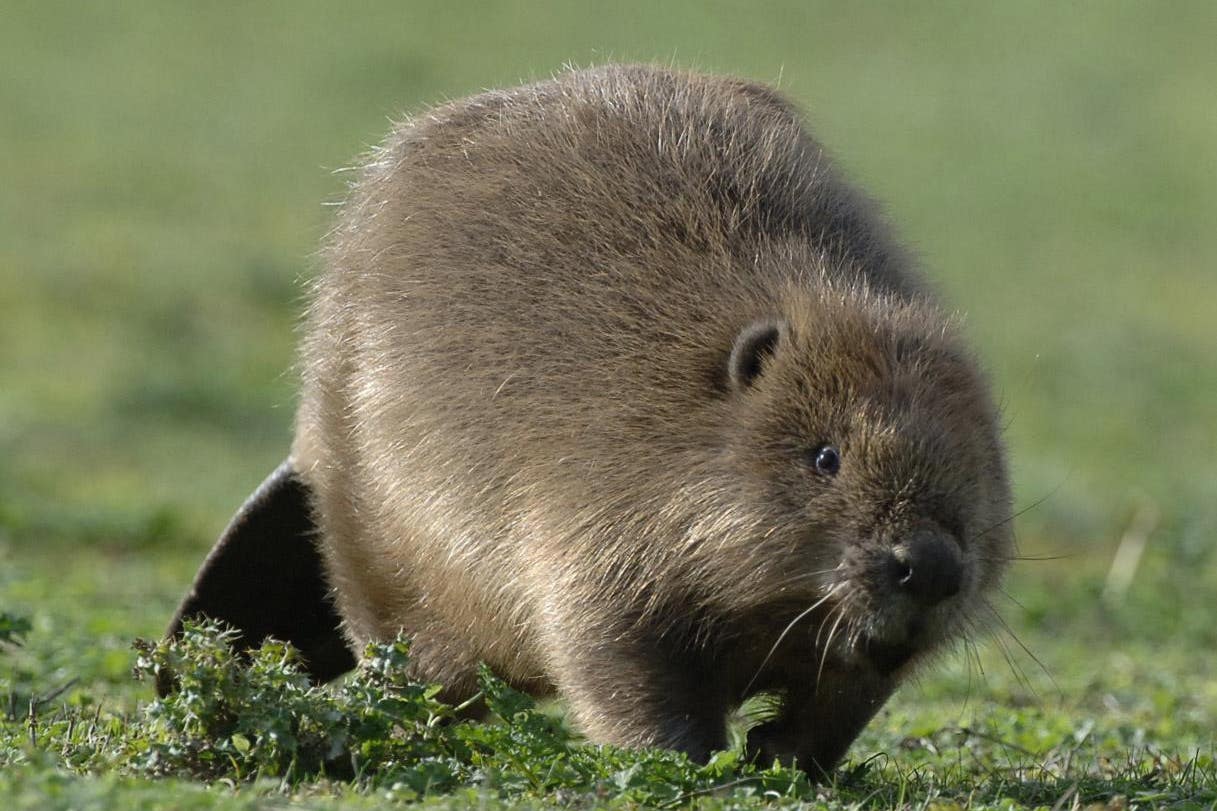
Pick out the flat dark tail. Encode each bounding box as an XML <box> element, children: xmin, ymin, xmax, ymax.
<box><xmin>159</xmin><ymin>459</ymin><xmax>356</xmax><ymax>695</ymax></box>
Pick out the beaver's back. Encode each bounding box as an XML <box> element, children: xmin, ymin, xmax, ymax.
<box><xmin>312</xmin><ymin>65</ymin><xmax>918</xmax><ymax>460</ymax></box>
<box><xmin>292</xmin><ymin>65</ymin><xmax>926</xmax><ymax>673</ymax></box>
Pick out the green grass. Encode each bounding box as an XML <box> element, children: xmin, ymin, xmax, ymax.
<box><xmin>2</xmin><ymin>2</ymin><xmax>1215</xmax><ymax>808</ymax></box>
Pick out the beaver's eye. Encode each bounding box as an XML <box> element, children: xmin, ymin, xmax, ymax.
<box><xmin>811</xmin><ymin>445</ymin><xmax>841</xmax><ymax>476</ymax></box>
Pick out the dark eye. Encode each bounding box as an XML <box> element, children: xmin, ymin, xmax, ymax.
<box><xmin>811</xmin><ymin>445</ymin><xmax>841</xmax><ymax>476</ymax></box>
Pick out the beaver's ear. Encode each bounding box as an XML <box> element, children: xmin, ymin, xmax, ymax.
<box><xmin>728</xmin><ymin>319</ymin><xmax>786</xmax><ymax>391</ymax></box>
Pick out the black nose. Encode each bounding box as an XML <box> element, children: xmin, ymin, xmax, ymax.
<box><xmin>887</xmin><ymin>530</ymin><xmax>963</xmax><ymax>606</ymax></box>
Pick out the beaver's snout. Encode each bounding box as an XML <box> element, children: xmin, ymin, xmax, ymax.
<box><xmin>886</xmin><ymin>528</ymin><xmax>964</xmax><ymax>607</ymax></box>
<box><xmin>850</xmin><ymin>526</ymin><xmax>966</xmax><ymax>674</ymax></box>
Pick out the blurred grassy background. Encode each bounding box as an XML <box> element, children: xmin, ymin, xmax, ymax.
<box><xmin>1</xmin><ymin>0</ymin><xmax>1215</xmax><ymax>714</ymax></box>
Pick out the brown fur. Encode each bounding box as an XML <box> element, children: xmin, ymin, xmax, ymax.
<box><xmin>292</xmin><ymin>64</ymin><xmax>1013</xmax><ymax>772</ymax></box>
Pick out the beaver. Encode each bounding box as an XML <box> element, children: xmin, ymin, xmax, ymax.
<box><xmin>165</xmin><ymin>64</ymin><xmax>1013</xmax><ymax>774</ymax></box>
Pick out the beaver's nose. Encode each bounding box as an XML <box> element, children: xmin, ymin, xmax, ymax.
<box><xmin>887</xmin><ymin>530</ymin><xmax>963</xmax><ymax>606</ymax></box>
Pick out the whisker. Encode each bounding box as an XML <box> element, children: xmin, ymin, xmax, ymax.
<box><xmin>980</xmin><ymin>601</ymin><xmax>1060</xmax><ymax>699</ymax></box>
<box><xmin>963</xmin><ymin>619</ymin><xmax>989</xmax><ymax>688</ymax></box>
<box><xmin>991</xmin><ymin>625</ymin><xmax>1035</xmax><ymax>696</ymax></box>
<box><xmin>814</xmin><ymin>599</ymin><xmax>850</xmax><ymax>693</ymax></box>
<box><xmin>812</xmin><ymin>593</ymin><xmax>844</xmax><ymax>652</ymax></box>
<box><xmin>994</xmin><ymin>585</ymin><xmax>1033</xmax><ymax>613</ymax></box>
<box><xmin>970</xmin><ymin>634</ymin><xmax>984</xmax><ymax>680</ymax></box>
<box><xmin>953</xmin><ymin>634</ymin><xmax>979</xmax><ymax>721</ymax></box>
<box><xmin>763</xmin><ymin>566</ymin><xmax>844</xmax><ymax>593</ymax></box>
<box><xmin>967</xmin><ymin>486</ymin><xmax>1061</xmax><ymax>545</ymax></box>
<box><xmin>845</xmin><ymin>610</ymin><xmax>863</xmax><ymax>656</ymax></box>
<box><xmin>977</xmin><ymin>552</ymin><xmax>1077</xmax><ymax>563</ymax></box>
<box><xmin>740</xmin><ymin>583</ymin><xmax>843</xmax><ymax>698</ymax></box>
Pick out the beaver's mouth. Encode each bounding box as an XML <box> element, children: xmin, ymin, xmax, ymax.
<box><xmin>858</xmin><ymin>615</ymin><xmax>929</xmax><ymax>675</ymax></box>
<box><xmin>861</xmin><ymin>637</ymin><xmax>917</xmax><ymax>675</ymax></box>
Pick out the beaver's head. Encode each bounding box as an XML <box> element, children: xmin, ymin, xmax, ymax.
<box><xmin>715</xmin><ymin>281</ymin><xmax>1013</xmax><ymax>681</ymax></box>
